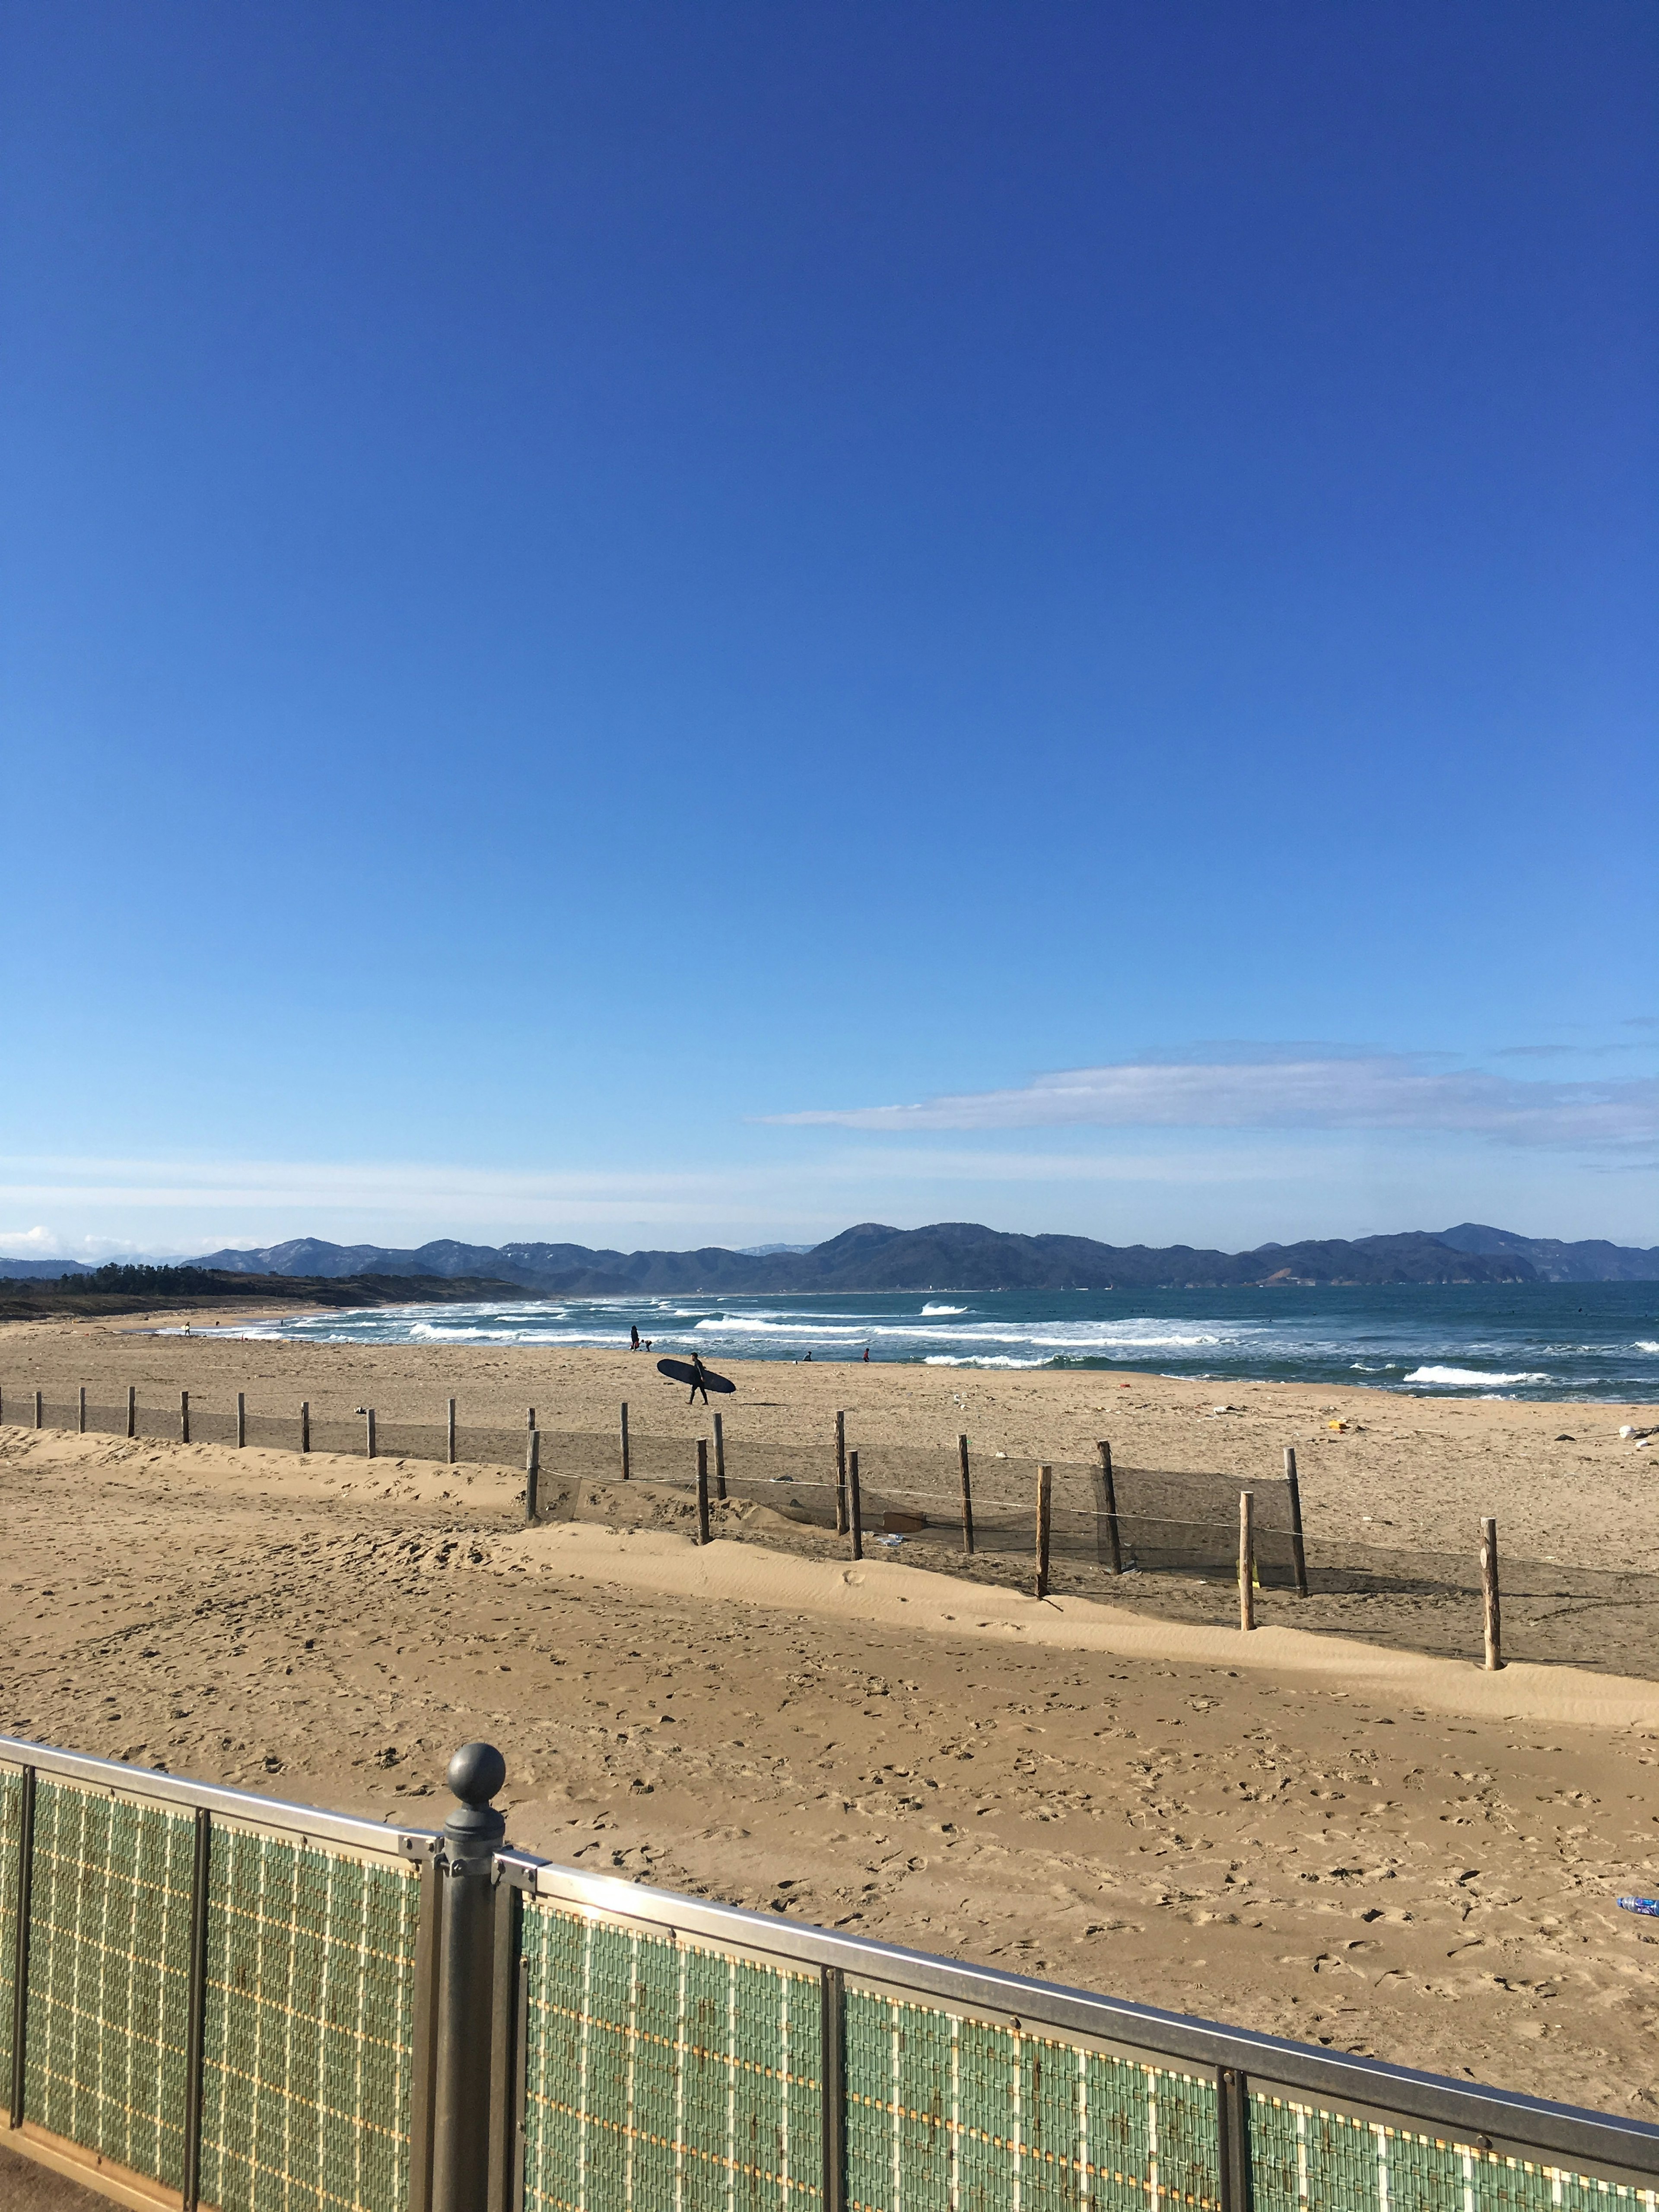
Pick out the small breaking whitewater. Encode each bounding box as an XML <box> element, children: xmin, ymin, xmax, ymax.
<box><xmin>223</xmin><ymin>1283</ymin><xmax>1659</xmax><ymax>1401</ymax></box>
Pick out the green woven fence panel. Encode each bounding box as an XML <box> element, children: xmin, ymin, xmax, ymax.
<box><xmin>22</xmin><ymin>1777</ymin><xmax>196</xmax><ymax>2189</ymax></box>
<box><xmin>197</xmin><ymin>1827</ymin><xmax>420</xmax><ymax>2212</ymax></box>
<box><xmin>0</xmin><ymin>1767</ymin><xmax>21</xmax><ymax>2109</ymax></box>
<box><xmin>520</xmin><ymin>1898</ymin><xmax>824</xmax><ymax>2212</ymax></box>
<box><xmin>843</xmin><ymin>1989</ymin><xmax>1222</xmax><ymax>2212</ymax></box>
<box><xmin>1249</xmin><ymin>2094</ymin><xmax>1659</xmax><ymax>2212</ymax></box>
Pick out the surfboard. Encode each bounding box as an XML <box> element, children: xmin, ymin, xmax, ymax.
<box><xmin>656</xmin><ymin>1357</ymin><xmax>737</xmax><ymax>1395</ymax></box>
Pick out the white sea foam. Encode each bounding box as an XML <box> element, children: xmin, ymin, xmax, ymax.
<box><xmin>1403</xmin><ymin>1365</ymin><xmax>1553</xmax><ymax>1388</ymax></box>
<box><xmin>924</xmin><ymin>1354</ymin><xmax>1051</xmax><ymax>1369</ymax></box>
<box><xmin>213</xmin><ymin>1286</ymin><xmax>1653</xmax><ymax>1401</ymax></box>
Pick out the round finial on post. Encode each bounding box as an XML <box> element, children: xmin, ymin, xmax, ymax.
<box><xmin>442</xmin><ymin>1740</ymin><xmax>507</xmax><ymax>1848</ymax></box>
<box><xmin>447</xmin><ymin>1739</ymin><xmax>505</xmax><ymax>1806</ymax></box>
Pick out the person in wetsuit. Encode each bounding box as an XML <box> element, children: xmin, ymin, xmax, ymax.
<box><xmin>687</xmin><ymin>1351</ymin><xmax>711</xmax><ymax>1405</ymax></box>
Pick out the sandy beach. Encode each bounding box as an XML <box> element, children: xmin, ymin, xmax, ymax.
<box><xmin>5</xmin><ymin>1317</ymin><xmax>1659</xmax><ymax>2119</ymax></box>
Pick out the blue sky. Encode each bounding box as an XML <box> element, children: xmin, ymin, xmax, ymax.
<box><xmin>2</xmin><ymin>1</ymin><xmax>1655</xmax><ymax>1260</ymax></box>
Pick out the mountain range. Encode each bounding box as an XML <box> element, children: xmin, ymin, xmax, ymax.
<box><xmin>6</xmin><ymin>1219</ymin><xmax>1653</xmax><ymax>1289</ymax></box>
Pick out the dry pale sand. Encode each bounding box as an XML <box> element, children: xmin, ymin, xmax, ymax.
<box><xmin>6</xmin><ymin>1348</ymin><xmax>1659</xmax><ymax>2120</ymax></box>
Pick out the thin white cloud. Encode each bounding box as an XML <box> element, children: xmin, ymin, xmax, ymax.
<box><xmin>763</xmin><ymin>1053</ymin><xmax>1659</xmax><ymax>1150</ymax></box>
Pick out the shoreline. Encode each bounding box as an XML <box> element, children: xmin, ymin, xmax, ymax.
<box><xmin>2</xmin><ymin>1315</ymin><xmax>1656</xmax><ymax>1567</ymax></box>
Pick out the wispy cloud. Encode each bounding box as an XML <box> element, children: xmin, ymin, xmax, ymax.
<box><xmin>763</xmin><ymin>1052</ymin><xmax>1659</xmax><ymax>1150</ymax></box>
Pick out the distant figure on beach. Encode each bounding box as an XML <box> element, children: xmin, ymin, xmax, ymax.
<box><xmin>630</xmin><ymin>1325</ymin><xmax>640</xmax><ymax>1351</ymax></box>
<box><xmin>687</xmin><ymin>1351</ymin><xmax>711</xmax><ymax>1405</ymax></box>
<box><xmin>863</xmin><ymin>1346</ymin><xmax>871</xmax><ymax>1362</ymax></box>
<box><xmin>801</xmin><ymin>1350</ymin><xmax>814</xmax><ymax>1363</ymax></box>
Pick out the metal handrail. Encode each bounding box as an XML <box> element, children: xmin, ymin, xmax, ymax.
<box><xmin>6</xmin><ymin>1731</ymin><xmax>1659</xmax><ymax>2204</ymax></box>
<box><xmin>0</xmin><ymin>1732</ymin><xmax>441</xmax><ymax>1861</ymax></box>
<box><xmin>498</xmin><ymin>1843</ymin><xmax>1659</xmax><ymax>2183</ymax></box>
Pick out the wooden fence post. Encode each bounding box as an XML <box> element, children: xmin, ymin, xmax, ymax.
<box><xmin>957</xmin><ymin>1434</ymin><xmax>975</xmax><ymax>1555</ymax></box>
<box><xmin>126</xmin><ymin>1386</ymin><xmax>136</xmax><ymax>1440</ymax></box>
<box><xmin>525</xmin><ymin>1429</ymin><xmax>540</xmax><ymax>1522</ymax></box>
<box><xmin>848</xmin><ymin>1449</ymin><xmax>863</xmax><ymax>1562</ymax></box>
<box><xmin>1034</xmin><ymin>1464</ymin><xmax>1053</xmax><ymax>1597</ymax></box>
<box><xmin>713</xmin><ymin>1410</ymin><xmax>727</xmax><ymax>1501</ymax></box>
<box><xmin>446</xmin><ymin>1398</ymin><xmax>457</xmax><ymax>1465</ymax></box>
<box><xmin>834</xmin><ymin>1411</ymin><xmax>849</xmax><ymax>1535</ymax></box>
<box><xmin>34</xmin><ymin>1389</ymin><xmax>42</xmax><ymax>1430</ymax></box>
<box><xmin>300</xmin><ymin>1400</ymin><xmax>310</xmax><ymax>1454</ymax></box>
<box><xmin>527</xmin><ymin>1407</ymin><xmax>536</xmax><ymax>1435</ymax></box>
<box><xmin>696</xmin><ymin>1440</ymin><xmax>711</xmax><ymax>1546</ymax></box>
<box><xmin>1239</xmin><ymin>1491</ymin><xmax>1255</xmax><ymax>1631</ymax></box>
<box><xmin>1097</xmin><ymin>1440</ymin><xmax>1122</xmax><ymax>1574</ymax></box>
<box><xmin>1284</xmin><ymin>1446</ymin><xmax>1309</xmax><ymax>1597</ymax></box>
<box><xmin>78</xmin><ymin>1386</ymin><xmax>86</xmax><ymax>1435</ymax></box>
<box><xmin>1481</xmin><ymin>1517</ymin><xmax>1503</xmax><ymax>1670</ymax></box>
<box><xmin>180</xmin><ymin>1390</ymin><xmax>190</xmax><ymax>1445</ymax></box>
<box><xmin>235</xmin><ymin>1392</ymin><xmax>246</xmax><ymax>1449</ymax></box>
<box><xmin>365</xmin><ymin>1408</ymin><xmax>376</xmax><ymax>1460</ymax></box>
<box><xmin>620</xmin><ymin>1402</ymin><xmax>630</xmax><ymax>1481</ymax></box>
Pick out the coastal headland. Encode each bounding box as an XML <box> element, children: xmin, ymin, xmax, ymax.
<box><xmin>4</xmin><ymin>1314</ymin><xmax>1659</xmax><ymax>2117</ymax></box>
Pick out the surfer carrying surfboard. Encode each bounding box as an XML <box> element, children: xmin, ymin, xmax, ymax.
<box><xmin>654</xmin><ymin>1353</ymin><xmax>735</xmax><ymax>1400</ymax></box>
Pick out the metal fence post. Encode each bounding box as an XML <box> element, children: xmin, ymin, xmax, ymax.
<box><xmin>820</xmin><ymin>1964</ymin><xmax>846</xmax><ymax>2212</ymax></box>
<box><xmin>486</xmin><ymin>1871</ymin><xmax>523</xmax><ymax>2212</ymax></box>
<box><xmin>408</xmin><ymin>1855</ymin><xmax>443</xmax><ymax>2212</ymax></box>
<box><xmin>1217</xmin><ymin>2064</ymin><xmax>1253</xmax><ymax>2212</ymax></box>
<box><xmin>181</xmin><ymin>1808</ymin><xmax>212</xmax><ymax>2210</ymax></box>
<box><xmin>9</xmin><ymin>1765</ymin><xmax>36</xmax><ymax>2127</ymax></box>
<box><xmin>430</xmin><ymin>1743</ymin><xmax>507</xmax><ymax>2212</ymax></box>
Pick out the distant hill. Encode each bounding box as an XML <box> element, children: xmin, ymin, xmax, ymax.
<box><xmin>1436</xmin><ymin>1222</ymin><xmax>1659</xmax><ymax>1283</ymax></box>
<box><xmin>154</xmin><ymin>1219</ymin><xmax>1659</xmax><ymax>1291</ymax></box>
<box><xmin>10</xmin><ymin>1220</ymin><xmax>1651</xmax><ymax>1295</ymax></box>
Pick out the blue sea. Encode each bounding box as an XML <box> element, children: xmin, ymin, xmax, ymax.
<box><xmin>227</xmin><ymin>1282</ymin><xmax>1659</xmax><ymax>1402</ymax></box>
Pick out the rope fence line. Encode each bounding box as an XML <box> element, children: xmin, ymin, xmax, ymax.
<box><xmin>7</xmin><ymin>1383</ymin><xmax>1659</xmax><ymax>1674</ymax></box>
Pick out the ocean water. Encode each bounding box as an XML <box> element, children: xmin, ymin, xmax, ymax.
<box><xmin>225</xmin><ymin>1282</ymin><xmax>1659</xmax><ymax>1402</ymax></box>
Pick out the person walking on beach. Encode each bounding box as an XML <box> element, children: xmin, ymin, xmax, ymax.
<box><xmin>630</xmin><ymin>1324</ymin><xmax>641</xmax><ymax>1351</ymax></box>
<box><xmin>686</xmin><ymin>1351</ymin><xmax>711</xmax><ymax>1405</ymax></box>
